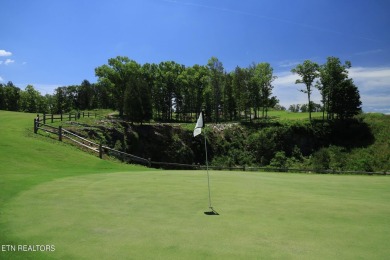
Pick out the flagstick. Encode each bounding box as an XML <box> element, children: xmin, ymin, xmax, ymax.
<box><xmin>203</xmin><ymin>126</ymin><xmax>212</xmax><ymax>210</ymax></box>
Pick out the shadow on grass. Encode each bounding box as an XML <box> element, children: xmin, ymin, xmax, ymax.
<box><xmin>204</xmin><ymin>207</ymin><xmax>220</xmax><ymax>216</ymax></box>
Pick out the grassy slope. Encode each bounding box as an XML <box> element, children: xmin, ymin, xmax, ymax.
<box><xmin>1</xmin><ymin>111</ymin><xmax>390</xmax><ymax>259</ymax></box>
<box><xmin>0</xmin><ymin>111</ymin><xmax>149</xmax><ymax>258</ymax></box>
<box><xmin>0</xmin><ymin>111</ymin><xmax>148</xmax><ymax>203</ymax></box>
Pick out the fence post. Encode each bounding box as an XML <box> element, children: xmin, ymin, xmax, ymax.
<box><xmin>82</xmin><ymin>112</ymin><xmax>85</xmax><ymax>118</ymax></box>
<box><xmin>60</xmin><ymin>113</ymin><xmax>63</xmax><ymax>121</ymax></box>
<box><xmin>99</xmin><ymin>142</ymin><xmax>103</xmax><ymax>159</ymax></box>
<box><xmin>148</xmin><ymin>158</ymin><xmax>152</xmax><ymax>168</ymax></box>
<box><xmin>43</xmin><ymin>113</ymin><xmax>46</xmax><ymax>124</ymax></box>
<box><xmin>69</xmin><ymin>113</ymin><xmax>71</xmax><ymax>121</ymax></box>
<box><xmin>51</xmin><ymin>114</ymin><xmax>54</xmax><ymax>123</ymax></box>
<box><xmin>58</xmin><ymin>126</ymin><xmax>62</xmax><ymax>141</ymax></box>
<box><xmin>34</xmin><ymin>119</ymin><xmax>38</xmax><ymax>134</ymax></box>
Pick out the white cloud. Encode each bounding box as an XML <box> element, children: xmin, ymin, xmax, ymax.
<box><xmin>0</xmin><ymin>76</ymin><xmax>3</xmax><ymax>82</ymax></box>
<box><xmin>0</xmin><ymin>50</ymin><xmax>12</xmax><ymax>57</ymax></box>
<box><xmin>13</xmin><ymin>83</ymin><xmax>61</xmax><ymax>95</ymax></box>
<box><xmin>348</xmin><ymin>67</ymin><xmax>390</xmax><ymax>109</ymax></box>
<box><xmin>273</xmin><ymin>66</ymin><xmax>390</xmax><ymax>113</ymax></box>
<box><xmin>354</xmin><ymin>49</ymin><xmax>383</xmax><ymax>56</ymax></box>
<box><xmin>274</xmin><ymin>71</ymin><xmax>299</xmax><ymax>86</ymax></box>
<box><xmin>349</xmin><ymin>67</ymin><xmax>390</xmax><ymax>87</ymax></box>
<box><xmin>4</xmin><ymin>59</ymin><xmax>15</xmax><ymax>65</ymax></box>
<box><xmin>278</xmin><ymin>60</ymin><xmax>300</xmax><ymax>68</ymax></box>
<box><xmin>273</xmin><ymin>71</ymin><xmax>322</xmax><ymax>108</ymax></box>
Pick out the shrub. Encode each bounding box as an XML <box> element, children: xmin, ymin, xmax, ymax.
<box><xmin>270</xmin><ymin>151</ymin><xmax>289</xmax><ymax>169</ymax></box>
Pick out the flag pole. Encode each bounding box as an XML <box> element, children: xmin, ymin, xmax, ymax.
<box><xmin>203</xmin><ymin>125</ymin><xmax>212</xmax><ymax>210</ymax></box>
<box><xmin>194</xmin><ymin>111</ymin><xmax>218</xmax><ymax>215</ymax></box>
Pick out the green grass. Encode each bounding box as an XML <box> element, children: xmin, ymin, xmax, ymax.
<box><xmin>1</xmin><ymin>110</ymin><xmax>390</xmax><ymax>259</ymax></box>
<box><xmin>266</xmin><ymin>110</ymin><xmax>324</xmax><ymax>120</ymax></box>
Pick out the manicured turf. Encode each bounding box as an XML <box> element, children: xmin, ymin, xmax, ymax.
<box><xmin>1</xmin><ymin>111</ymin><xmax>390</xmax><ymax>259</ymax></box>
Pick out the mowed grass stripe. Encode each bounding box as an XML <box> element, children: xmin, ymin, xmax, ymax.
<box><xmin>3</xmin><ymin>171</ymin><xmax>390</xmax><ymax>259</ymax></box>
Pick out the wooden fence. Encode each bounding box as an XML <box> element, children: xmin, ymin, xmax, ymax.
<box><xmin>34</xmin><ymin>118</ymin><xmax>151</xmax><ymax>166</ymax></box>
<box><xmin>33</xmin><ymin>118</ymin><xmax>389</xmax><ymax>175</ymax></box>
<box><xmin>37</xmin><ymin>111</ymin><xmax>97</xmax><ymax>124</ymax></box>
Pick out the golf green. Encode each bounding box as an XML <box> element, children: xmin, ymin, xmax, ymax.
<box><xmin>2</xmin><ymin>171</ymin><xmax>390</xmax><ymax>259</ymax></box>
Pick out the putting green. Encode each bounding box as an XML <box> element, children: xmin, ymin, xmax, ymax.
<box><xmin>3</xmin><ymin>171</ymin><xmax>390</xmax><ymax>259</ymax></box>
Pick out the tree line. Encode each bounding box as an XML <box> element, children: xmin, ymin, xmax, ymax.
<box><xmin>0</xmin><ymin>56</ymin><xmax>361</xmax><ymax>122</ymax></box>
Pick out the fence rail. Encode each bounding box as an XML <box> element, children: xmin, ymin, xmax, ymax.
<box><xmin>102</xmin><ymin>145</ymin><xmax>150</xmax><ymax>166</ymax></box>
<box><xmin>34</xmin><ymin>117</ymin><xmax>151</xmax><ymax>166</ymax></box>
<box><xmin>33</xmin><ymin>117</ymin><xmax>389</xmax><ymax>175</ymax></box>
<box><xmin>35</xmin><ymin>111</ymin><xmax>98</xmax><ymax>124</ymax></box>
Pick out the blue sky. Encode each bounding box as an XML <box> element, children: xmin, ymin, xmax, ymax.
<box><xmin>1</xmin><ymin>0</ymin><xmax>390</xmax><ymax>113</ymax></box>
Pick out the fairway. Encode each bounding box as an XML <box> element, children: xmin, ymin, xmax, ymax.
<box><xmin>3</xmin><ymin>171</ymin><xmax>390</xmax><ymax>259</ymax></box>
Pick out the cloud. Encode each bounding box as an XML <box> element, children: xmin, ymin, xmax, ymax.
<box><xmin>13</xmin><ymin>83</ymin><xmax>62</xmax><ymax>95</ymax></box>
<box><xmin>348</xmin><ymin>67</ymin><xmax>390</xmax><ymax>112</ymax></box>
<box><xmin>273</xmin><ymin>71</ymin><xmax>322</xmax><ymax>108</ymax></box>
<box><xmin>0</xmin><ymin>50</ymin><xmax>16</xmax><ymax>66</ymax></box>
<box><xmin>273</xmin><ymin>67</ymin><xmax>390</xmax><ymax>113</ymax></box>
<box><xmin>4</xmin><ymin>59</ymin><xmax>15</xmax><ymax>65</ymax></box>
<box><xmin>278</xmin><ymin>60</ymin><xmax>301</xmax><ymax>68</ymax></box>
<box><xmin>348</xmin><ymin>67</ymin><xmax>390</xmax><ymax>95</ymax></box>
<box><xmin>163</xmin><ymin>1</ymin><xmax>380</xmax><ymax>42</ymax></box>
<box><xmin>0</xmin><ymin>50</ymin><xmax>12</xmax><ymax>57</ymax></box>
<box><xmin>354</xmin><ymin>49</ymin><xmax>383</xmax><ymax>56</ymax></box>
<box><xmin>0</xmin><ymin>76</ymin><xmax>3</xmax><ymax>82</ymax></box>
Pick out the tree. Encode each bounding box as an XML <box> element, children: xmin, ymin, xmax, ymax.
<box><xmin>0</xmin><ymin>84</ymin><xmax>5</xmax><ymax>110</ymax></box>
<box><xmin>207</xmin><ymin>57</ymin><xmax>224</xmax><ymax>123</ymax></box>
<box><xmin>291</xmin><ymin>60</ymin><xmax>319</xmax><ymax>121</ymax></box>
<box><xmin>124</xmin><ymin>76</ymin><xmax>152</xmax><ymax>123</ymax></box>
<box><xmin>3</xmin><ymin>82</ymin><xmax>20</xmax><ymax>111</ymax></box>
<box><xmin>223</xmin><ymin>72</ymin><xmax>236</xmax><ymax>121</ymax></box>
<box><xmin>289</xmin><ymin>104</ymin><xmax>300</xmax><ymax>113</ymax></box>
<box><xmin>20</xmin><ymin>85</ymin><xmax>44</xmax><ymax>113</ymax></box>
<box><xmin>332</xmin><ymin>79</ymin><xmax>362</xmax><ymax>119</ymax></box>
<box><xmin>189</xmin><ymin>64</ymin><xmax>211</xmax><ymax>118</ymax></box>
<box><xmin>318</xmin><ymin>57</ymin><xmax>361</xmax><ymax>120</ymax></box>
<box><xmin>78</xmin><ymin>80</ymin><xmax>94</xmax><ymax>110</ymax></box>
<box><xmin>44</xmin><ymin>94</ymin><xmax>56</xmax><ymax>114</ymax></box>
<box><xmin>95</xmin><ymin>56</ymin><xmax>139</xmax><ymax>117</ymax></box>
<box><xmin>155</xmin><ymin>61</ymin><xmax>184</xmax><ymax>121</ymax></box>
<box><xmin>53</xmin><ymin>87</ymin><xmax>70</xmax><ymax>113</ymax></box>
<box><xmin>233</xmin><ymin>66</ymin><xmax>250</xmax><ymax>121</ymax></box>
<box><xmin>141</xmin><ymin>63</ymin><xmax>159</xmax><ymax>119</ymax></box>
<box><xmin>94</xmin><ymin>81</ymin><xmax>114</xmax><ymax>109</ymax></box>
<box><xmin>256</xmin><ymin>63</ymin><xmax>276</xmax><ymax>119</ymax></box>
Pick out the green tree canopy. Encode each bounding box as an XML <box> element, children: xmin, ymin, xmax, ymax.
<box><xmin>318</xmin><ymin>57</ymin><xmax>361</xmax><ymax>120</ymax></box>
<box><xmin>95</xmin><ymin>56</ymin><xmax>140</xmax><ymax>117</ymax></box>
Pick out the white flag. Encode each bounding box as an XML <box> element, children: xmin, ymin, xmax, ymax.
<box><xmin>193</xmin><ymin>112</ymin><xmax>204</xmax><ymax>137</ymax></box>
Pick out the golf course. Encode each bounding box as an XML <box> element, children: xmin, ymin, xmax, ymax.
<box><xmin>1</xmin><ymin>110</ymin><xmax>389</xmax><ymax>259</ymax></box>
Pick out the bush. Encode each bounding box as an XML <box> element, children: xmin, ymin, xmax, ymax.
<box><xmin>311</xmin><ymin>148</ymin><xmax>330</xmax><ymax>172</ymax></box>
<box><xmin>310</xmin><ymin>146</ymin><xmax>347</xmax><ymax>172</ymax></box>
<box><xmin>270</xmin><ymin>151</ymin><xmax>289</xmax><ymax>169</ymax></box>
